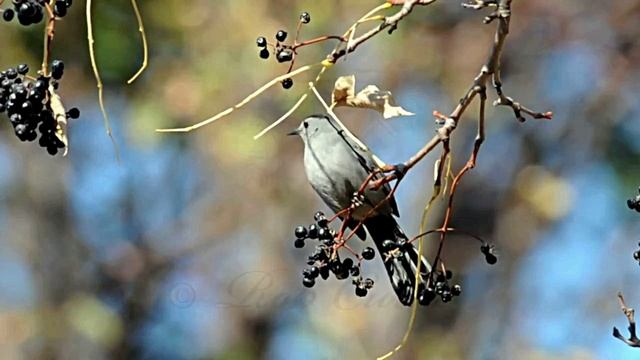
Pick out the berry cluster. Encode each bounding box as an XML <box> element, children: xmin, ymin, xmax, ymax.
<box><xmin>0</xmin><ymin>61</ymin><xmax>78</xmax><ymax>155</ymax></box>
<box><xmin>418</xmin><ymin>270</ymin><xmax>462</xmax><ymax>305</ymax></box>
<box><xmin>2</xmin><ymin>0</ymin><xmax>73</xmax><ymax>26</ymax></box>
<box><xmin>255</xmin><ymin>12</ymin><xmax>312</xmax><ymax>90</ymax></box>
<box><xmin>294</xmin><ymin>211</ymin><xmax>376</xmax><ymax>297</ymax></box>
<box><xmin>627</xmin><ymin>188</ymin><xmax>640</xmax><ymax>213</ymax></box>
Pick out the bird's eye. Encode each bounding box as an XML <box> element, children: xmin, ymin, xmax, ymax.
<box><xmin>303</xmin><ymin>121</ymin><xmax>309</xmax><ymax>129</ymax></box>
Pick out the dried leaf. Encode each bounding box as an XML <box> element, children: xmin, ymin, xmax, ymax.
<box><xmin>331</xmin><ymin>75</ymin><xmax>414</xmax><ymax>119</ymax></box>
<box><xmin>48</xmin><ymin>86</ymin><xmax>69</xmax><ymax>156</ymax></box>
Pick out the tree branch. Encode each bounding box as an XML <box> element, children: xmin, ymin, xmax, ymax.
<box><xmin>613</xmin><ymin>292</ymin><xmax>640</xmax><ymax>347</ymax></box>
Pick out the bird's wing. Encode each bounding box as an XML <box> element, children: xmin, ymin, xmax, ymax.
<box><xmin>338</xmin><ymin>130</ymin><xmax>400</xmax><ymax>217</ymax></box>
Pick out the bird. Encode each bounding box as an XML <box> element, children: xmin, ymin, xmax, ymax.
<box><xmin>289</xmin><ymin>114</ymin><xmax>431</xmax><ymax>306</ymax></box>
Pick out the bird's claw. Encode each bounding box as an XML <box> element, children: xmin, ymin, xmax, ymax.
<box><xmin>351</xmin><ymin>192</ymin><xmax>365</xmax><ymax>209</ymax></box>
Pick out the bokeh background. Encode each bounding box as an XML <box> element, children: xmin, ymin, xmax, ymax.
<box><xmin>1</xmin><ymin>1</ymin><xmax>640</xmax><ymax>359</ymax></box>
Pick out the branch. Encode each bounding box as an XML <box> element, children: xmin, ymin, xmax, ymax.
<box><xmin>327</xmin><ymin>0</ymin><xmax>437</xmax><ymax>64</ymax></box>
<box><xmin>613</xmin><ymin>292</ymin><xmax>640</xmax><ymax>347</ymax></box>
<box><xmin>156</xmin><ymin>1</ymin><xmax>440</xmax><ymax>134</ymax></box>
<box><xmin>126</xmin><ymin>0</ymin><xmax>148</xmax><ymax>84</ymax></box>
<box><xmin>86</xmin><ymin>0</ymin><xmax>120</xmax><ymax>159</ymax></box>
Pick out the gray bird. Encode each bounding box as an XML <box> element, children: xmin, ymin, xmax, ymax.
<box><xmin>289</xmin><ymin>114</ymin><xmax>431</xmax><ymax>306</ymax></box>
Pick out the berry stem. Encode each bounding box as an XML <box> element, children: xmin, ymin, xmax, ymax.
<box><xmin>41</xmin><ymin>0</ymin><xmax>57</xmax><ymax>76</ymax></box>
<box><xmin>293</xmin><ymin>35</ymin><xmax>346</xmax><ymax>50</ymax></box>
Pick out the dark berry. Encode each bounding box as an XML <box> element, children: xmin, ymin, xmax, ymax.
<box><xmin>382</xmin><ymin>240</ymin><xmax>397</xmax><ymax>251</ymax></box>
<box><xmin>634</xmin><ymin>251</ymin><xmax>640</xmax><ymax>261</ymax></box>
<box><xmin>256</xmin><ymin>36</ymin><xmax>267</xmax><ymax>47</ymax></box>
<box><xmin>17</xmin><ymin>64</ymin><xmax>29</xmax><ymax>75</ymax></box>
<box><xmin>349</xmin><ymin>266</ymin><xmax>360</xmax><ymax>277</ymax></box>
<box><xmin>294</xmin><ymin>225</ymin><xmax>308</xmax><ymax>239</ymax></box>
<box><xmin>276</xmin><ymin>49</ymin><xmax>293</xmax><ymax>63</ymax></box>
<box><xmin>53</xmin><ymin>1</ymin><xmax>67</xmax><ymax>17</ymax></box>
<box><xmin>342</xmin><ymin>258</ymin><xmax>354</xmax><ymax>269</ymax></box>
<box><xmin>441</xmin><ymin>291</ymin><xmax>452</xmax><ymax>303</ymax></box>
<box><xmin>300</xmin><ymin>12</ymin><xmax>311</xmax><ymax>24</ymax></box>
<box><xmin>485</xmin><ymin>253</ymin><xmax>498</xmax><ymax>265</ymax></box>
<box><xmin>34</xmin><ymin>79</ymin><xmax>47</xmax><ymax>91</ymax></box>
<box><xmin>363</xmin><ymin>278</ymin><xmax>374</xmax><ymax>289</ymax></box>
<box><xmin>19</xmin><ymin>3</ymin><xmax>35</xmax><ymax>17</ymax></box>
<box><xmin>319</xmin><ymin>266</ymin><xmax>330</xmax><ymax>280</ymax></box>
<box><xmin>294</xmin><ymin>238</ymin><xmax>305</xmax><ymax>248</ymax></box>
<box><xmin>14</xmin><ymin>124</ymin><xmax>27</xmax><ymax>136</ymax></box>
<box><xmin>259</xmin><ymin>48</ymin><xmax>269</xmax><ymax>59</ymax></box>
<box><xmin>362</xmin><ymin>247</ymin><xmax>375</xmax><ymax>260</ymax></box>
<box><xmin>275</xmin><ymin>30</ymin><xmax>287</xmax><ymax>42</ymax></box>
<box><xmin>302</xmin><ymin>277</ymin><xmax>315</xmax><ymax>288</ymax></box>
<box><xmin>329</xmin><ymin>258</ymin><xmax>341</xmax><ymax>272</ymax></box>
<box><xmin>307</xmin><ymin>224</ymin><xmax>318</xmax><ymax>239</ymax></box>
<box><xmin>335</xmin><ymin>268</ymin><xmax>349</xmax><ymax>280</ymax></box>
<box><xmin>2</xmin><ymin>9</ymin><xmax>14</xmax><ymax>22</ymax></box>
<box><xmin>66</xmin><ymin>107</ymin><xmax>80</xmax><ymax>119</ymax></box>
<box><xmin>355</xmin><ymin>286</ymin><xmax>368</xmax><ymax>297</ymax></box>
<box><xmin>21</xmin><ymin>101</ymin><xmax>33</xmax><ymax>113</ymax></box>
<box><xmin>451</xmin><ymin>284</ymin><xmax>462</xmax><ymax>296</ymax></box>
<box><xmin>314</xmin><ymin>211</ymin><xmax>328</xmax><ymax>227</ymax></box>
<box><xmin>5</xmin><ymin>68</ymin><xmax>17</xmax><ymax>79</ymax></box>
<box><xmin>419</xmin><ymin>288</ymin><xmax>436</xmax><ymax>306</ymax></box>
<box><xmin>308</xmin><ymin>266</ymin><xmax>319</xmax><ymax>279</ymax></box>
<box><xmin>281</xmin><ymin>78</ymin><xmax>293</xmax><ymax>89</ymax></box>
<box><xmin>51</xmin><ymin>60</ymin><xmax>64</xmax><ymax>80</ymax></box>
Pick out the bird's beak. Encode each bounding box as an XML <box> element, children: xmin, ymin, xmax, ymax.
<box><xmin>286</xmin><ymin>129</ymin><xmax>300</xmax><ymax>136</ymax></box>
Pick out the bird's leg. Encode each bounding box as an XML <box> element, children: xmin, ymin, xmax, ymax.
<box><xmin>369</xmin><ymin>163</ymin><xmax>408</xmax><ymax>190</ymax></box>
<box><xmin>350</xmin><ymin>191</ymin><xmax>365</xmax><ymax>209</ymax></box>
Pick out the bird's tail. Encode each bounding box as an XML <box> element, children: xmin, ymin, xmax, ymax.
<box><xmin>365</xmin><ymin>215</ymin><xmax>431</xmax><ymax>306</ymax></box>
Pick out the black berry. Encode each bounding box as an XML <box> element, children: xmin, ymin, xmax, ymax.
<box><xmin>451</xmin><ymin>284</ymin><xmax>462</xmax><ymax>296</ymax></box>
<box><xmin>294</xmin><ymin>225</ymin><xmax>308</xmax><ymax>239</ymax></box>
<box><xmin>276</xmin><ymin>49</ymin><xmax>293</xmax><ymax>63</ymax></box>
<box><xmin>51</xmin><ymin>60</ymin><xmax>64</xmax><ymax>80</ymax></box>
<box><xmin>17</xmin><ymin>64</ymin><xmax>29</xmax><ymax>75</ymax></box>
<box><xmin>302</xmin><ymin>277</ymin><xmax>315</xmax><ymax>288</ymax></box>
<box><xmin>281</xmin><ymin>78</ymin><xmax>293</xmax><ymax>89</ymax></box>
<box><xmin>300</xmin><ymin>12</ymin><xmax>311</xmax><ymax>24</ymax></box>
<box><xmin>307</xmin><ymin>224</ymin><xmax>318</xmax><ymax>239</ymax></box>
<box><xmin>256</xmin><ymin>36</ymin><xmax>267</xmax><ymax>47</ymax></box>
<box><xmin>2</xmin><ymin>9</ymin><xmax>14</xmax><ymax>22</ymax></box>
<box><xmin>66</xmin><ymin>107</ymin><xmax>80</xmax><ymax>119</ymax></box>
<box><xmin>362</xmin><ymin>247</ymin><xmax>375</xmax><ymax>260</ymax></box>
<box><xmin>259</xmin><ymin>48</ymin><xmax>270</xmax><ymax>59</ymax></box>
<box><xmin>275</xmin><ymin>30</ymin><xmax>287</xmax><ymax>42</ymax></box>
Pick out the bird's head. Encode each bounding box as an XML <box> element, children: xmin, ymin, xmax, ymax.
<box><xmin>287</xmin><ymin>114</ymin><xmax>337</xmax><ymax>143</ymax></box>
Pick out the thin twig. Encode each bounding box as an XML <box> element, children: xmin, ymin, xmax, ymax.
<box><xmin>253</xmin><ymin>93</ymin><xmax>308</xmax><ymax>139</ymax></box>
<box><xmin>86</xmin><ymin>0</ymin><xmax>120</xmax><ymax>159</ymax></box>
<box><xmin>157</xmin><ymin>1</ymin><xmax>433</xmax><ymax>135</ymax></box>
<box><xmin>126</xmin><ymin>0</ymin><xmax>148</xmax><ymax>84</ymax></box>
<box><xmin>41</xmin><ymin>0</ymin><xmax>56</xmax><ymax>76</ymax></box>
<box><xmin>156</xmin><ymin>65</ymin><xmax>318</xmax><ymax>133</ymax></box>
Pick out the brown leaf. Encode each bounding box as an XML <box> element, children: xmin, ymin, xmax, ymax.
<box><xmin>331</xmin><ymin>75</ymin><xmax>414</xmax><ymax>119</ymax></box>
<box><xmin>48</xmin><ymin>86</ymin><xmax>69</xmax><ymax>156</ymax></box>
